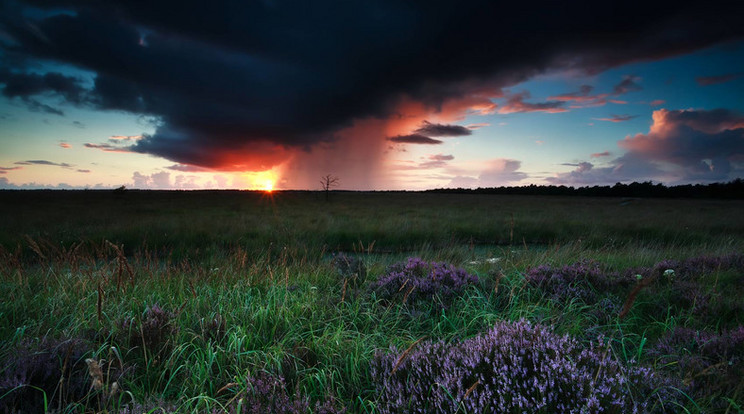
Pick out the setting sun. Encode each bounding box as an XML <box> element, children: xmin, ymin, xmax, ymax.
<box><xmin>263</xmin><ymin>180</ymin><xmax>274</xmax><ymax>192</ymax></box>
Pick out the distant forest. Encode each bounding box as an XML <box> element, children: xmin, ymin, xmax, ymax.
<box><xmin>425</xmin><ymin>179</ymin><xmax>744</xmax><ymax>199</ymax></box>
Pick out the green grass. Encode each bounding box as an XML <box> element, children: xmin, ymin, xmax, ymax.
<box><xmin>1</xmin><ymin>190</ymin><xmax>743</xmax><ymax>412</ymax></box>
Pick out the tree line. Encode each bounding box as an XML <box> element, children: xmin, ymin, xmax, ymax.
<box><xmin>424</xmin><ymin>179</ymin><xmax>744</xmax><ymax>199</ymax></box>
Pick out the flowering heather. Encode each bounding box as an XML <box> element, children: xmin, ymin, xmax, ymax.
<box><xmin>114</xmin><ymin>399</ymin><xmax>178</xmax><ymax>414</ymax></box>
<box><xmin>118</xmin><ymin>303</ymin><xmax>179</xmax><ymax>359</ymax></box>
<box><xmin>0</xmin><ymin>337</ymin><xmax>91</xmax><ymax>413</ymax></box>
<box><xmin>650</xmin><ymin>326</ymin><xmax>744</xmax><ymax>400</ymax></box>
<box><xmin>371</xmin><ymin>319</ymin><xmax>672</xmax><ymax>413</ymax></box>
<box><xmin>371</xmin><ymin>258</ymin><xmax>479</xmax><ymax>308</ymax></box>
<box><xmin>331</xmin><ymin>252</ymin><xmax>367</xmax><ymax>284</ymax></box>
<box><xmin>219</xmin><ymin>371</ymin><xmax>345</xmax><ymax>414</ymax></box>
<box><xmin>525</xmin><ymin>260</ymin><xmax>634</xmax><ymax>305</ymax></box>
<box><xmin>626</xmin><ymin>254</ymin><xmax>744</xmax><ymax>281</ymax></box>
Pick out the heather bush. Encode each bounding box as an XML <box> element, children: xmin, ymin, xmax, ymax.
<box><xmin>198</xmin><ymin>312</ymin><xmax>228</xmax><ymax>345</ymax></box>
<box><xmin>371</xmin><ymin>319</ymin><xmax>674</xmax><ymax>413</ymax></box>
<box><xmin>113</xmin><ymin>399</ymin><xmax>178</xmax><ymax>414</ymax></box>
<box><xmin>0</xmin><ymin>336</ymin><xmax>91</xmax><ymax>413</ymax></box>
<box><xmin>118</xmin><ymin>304</ymin><xmax>179</xmax><ymax>361</ymax></box>
<box><xmin>624</xmin><ymin>254</ymin><xmax>744</xmax><ymax>283</ymax></box>
<box><xmin>650</xmin><ymin>326</ymin><xmax>744</xmax><ymax>402</ymax></box>
<box><xmin>371</xmin><ymin>257</ymin><xmax>478</xmax><ymax>308</ymax></box>
<box><xmin>221</xmin><ymin>371</ymin><xmax>346</xmax><ymax>414</ymax></box>
<box><xmin>331</xmin><ymin>252</ymin><xmax>367</xmax><ymax>287</ymax></box>
<box><xmin>525</xmin><ymin>260</ymin><xmax>634</xmax><ymax>305</ymax></box>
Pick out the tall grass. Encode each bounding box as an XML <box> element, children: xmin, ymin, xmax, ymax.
<box><xmin>1</xmin><ymin>191</ymin><xmax>743</xmax><ymax>412</ymax></box>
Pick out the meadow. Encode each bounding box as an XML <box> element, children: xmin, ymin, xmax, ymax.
<box><xmin>1</xmin><ymin>190</ymin><xmax>743</xmax><ymax>413</ymax></box>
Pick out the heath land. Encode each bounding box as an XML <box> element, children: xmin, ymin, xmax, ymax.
<box><xmin>1</xmin><ymin>190</ymin><xmax>743</xmax><ymax>413</ymax></box>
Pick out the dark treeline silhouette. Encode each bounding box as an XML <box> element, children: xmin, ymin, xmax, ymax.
<box><xmin>425</xmin><ymin>179</ymin><xmax>744</xmax><ymax>199</ymax></box>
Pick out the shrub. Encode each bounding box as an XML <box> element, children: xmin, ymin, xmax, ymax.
<box><xmin>113</xmin><ymin>399</ymin><xmax>178</xmax><ymax>414</ymax></box>
<box><xmin>118</xmin><ymin>304</ymin><xmax>179</xmax><ymax>361</ymax></box>
<box><xmin>525</xmin><ymin>260</ymin><xmax>634</xmax><ymax>305</ymax></box>
<box><xmin>0</xmin><ymin>337</ymin><xmax>91</xmax><ymax>413</ymax></box>
<box><xmin>331</xmin><ymin>253</ymin><xmax>367</xmax><ymax>286</ymax></box>
<box><xmin>371</xmin><ymin>319</ymin><xmax>674</xmax><ymax>413</ymax></box>
<box><xmin>371</xmin><ymin>258</ymin><xmax>478</xmax><ymax>309</ymax></box>
<box><xmin>650</xmin><ymin>326</ymin><xmax>744</xmax><ymax>402</ymax></box>
<box><xmin>221</xmin><ymin>371</ymin><xmax>345</xmax><ymax>414</ymax></box>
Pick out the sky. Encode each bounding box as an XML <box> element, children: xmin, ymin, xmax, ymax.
<box><xmin>1</xmin><ymin>0</ymin><xmax>743</xmax><ymax>190</ymax></box>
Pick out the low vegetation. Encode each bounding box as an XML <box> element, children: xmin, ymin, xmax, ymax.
<box><xmin>0</xmin><ymin>190</ymin><xmax>742</xmax><ymax>412</ymax></box>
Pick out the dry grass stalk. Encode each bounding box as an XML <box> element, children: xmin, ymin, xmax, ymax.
<box><xmin>85</xmin><ymin>358</ymin><xmax>105</xmax><ymax>391</ymax></box>
<box><xmin>619</xmin><ymin>274</ymin><xmax>656</xmax><ymax>319</ymax></box>
<box><xmin>391</xmin><ymin>336</ymin><xmax>427</xmax><ymax>375</ymax></box>
<box><xmin>341</xmin><ymin>277</ymin><xmax>348</xmax><ymax>302</ymax></box>
<box><xmin>684</xmin><ymin>361</ymin><xmax>727</xmax><ymax>386</ymax></box>
<box><xmin>463</xmin><ymin>379</ymin><xmax>480</xmax><ymax>400</ymax></box>
<box><xmin>24</xmin><ymin>235</ymin><xmax>46</xmax><ymax>260</ymax></box>
<box><xmin>492</xmin><ymin>271</ymin><xmax>504</xmax><ymax>295</ymax></box>
<box><xmin>217</xmin><ymin>382</ymin><xmax>239</xmax><ymax>395</ymax></box>
<box><xmin>509</xmin><ymin>213</ymin><xmax>514</xmax><ymax>245</ymax></box>
<box><xmin>97</xmin><ymin>282</ymin><xmax>104</xmax><ymax>323</ymax></box>
<box><xmin>109</xmin><ymin>381</ymin><xmax>119</xmax><ymax>399</ymax></box>
<box><xmin>188</xmin><ymin>280</ymin><xmax>197</xmax><ymax>299</ymax></box>
<box><xmin>402</xmin><ymin>285</ymin><xmax>416</xmax><ymax>304</ymax></box>
<box><xmin>105</xmin><ymin>240</ymin><xmax>135</xmax><ymax>288</ymax></box>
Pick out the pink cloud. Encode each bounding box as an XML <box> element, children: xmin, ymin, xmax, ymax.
<box><xmin>612</xmin><ymin>75</ymin><xmax>642</xmax><ymax>95</ymax></box>
<box><xmin>466</xmin><ymin>123</ymin><xmax>490</xmax><ymax>130</ymax></box>
<box><xmin>696</xmin><ymin>72</ymin><xmax>743</xmax><ymax>86</ymax></box>
<box><xmin>549</xmin><ymin>108</ymin><xmax>744</xmax><ymax>186</ymax></box>
<box><xmin>594</xmin><ymin>114</ymin><xmax>638</xmax><ymax>122</ymax></box>
<box><xmin>84</xmin><ymin>143</ymin><xmax>132</xmax><ymax>153</ymax></box>
<box><xmin>0</xmin><ymin>166</ymin><xmax>22</xmax><ymax>174</ymax></box>
<box><xmin>619</xmin><ymin>108</ymin><xmax>744</xmax><ymax>181</ymax></box>
<box><xmin>591</xmin><ymin>151</ymin><xmax>611</xmax><ymax>158</ymax></box>
<box><xmin>132</xmin><ymin>171</ymin><xmax>172</xmax><ymax>189</ymax></box>
<box><xmin>109</xmin><ymin>135</ymin><xmax>143</xmax><ymax>141</ymax></box>
<box><xmin>447</xmin><ymin>158</ymin><xmax>528</xmax><ymax>188</ymax></box>
<box><xmin>549</xmin><ymin>77</ymin><xmax>642</xmax><ymax>110</ymax></box>
<box><xmin>649</xmin><ymin>99</ymin><xmax>666</xmax><ymax>106</ymax></box>
<box><xmin>166</xmin><ymin>164</ymin><xmax>212</xmax><ymax>172</ymax></box>
<box><xmin>498</xmin><ymin>91</ymin><xmax>567</xmax><ymax>114</ymax></box>
<box><xmin>59</xmin><ymin>142</ymin><xmax>71</xmax><ymax>149</ymax></box>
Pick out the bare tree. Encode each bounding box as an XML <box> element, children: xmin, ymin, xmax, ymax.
<box><xmin>320</xmin><ymin>174</ymin><xmax>339</xmax><ymax>201</ymax></box>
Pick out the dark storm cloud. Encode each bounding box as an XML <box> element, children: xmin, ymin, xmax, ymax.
<box><xmin>388</xmin><ymin>134</ymin><xmax>443</xmax><ymax>145</ymax></box>
<box><xmin>1</xmin><ymin>0</ymin><xmax>743</xmax><ymax>168</ymax></box>
<box><xmin>413</xmin><ymin>121</ymin><xmax>472</xmax><ymax>137</ymax></box>
<box><xmin>0</xmin><ymin>70</ymin><xmax>87</xmax><ymax>103</ymax></box>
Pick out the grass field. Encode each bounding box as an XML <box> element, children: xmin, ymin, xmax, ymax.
<box><xmin>1</xmin><ymin>190</ymin><xmax>743</xmax><ymax>413</ymax></box>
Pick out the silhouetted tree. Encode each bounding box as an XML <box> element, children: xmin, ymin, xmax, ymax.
<box><xmin>320</xmin><ymin>174</ymin><xmax>339</xmax><ymax>201</ymax></box>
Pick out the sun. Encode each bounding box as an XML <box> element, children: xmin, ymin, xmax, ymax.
<box><xmin>263</xmin><ymin>180</ymin><xmax>274</xmax><ymax>192</ymax></box>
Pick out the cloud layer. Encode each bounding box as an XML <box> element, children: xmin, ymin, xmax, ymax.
<box><xmin>1</xmin><ymin>0</ymin><xmax>743</xmax><ymax>180</ymax></box>
<box><xmin>549</xmin><ymin>108</ymin><xmax>744</xmax><ymax>185</ymax></box>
